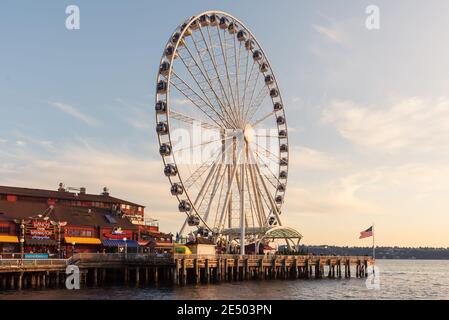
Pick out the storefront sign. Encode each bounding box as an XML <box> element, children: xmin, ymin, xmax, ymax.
<box><xmin>25</xmin><ymin>220</ymin><xmax>56</xmax><ymax>240</ymax></box>
<box><xmin>24</xmin><ymin>253</ymin><xmax>49</xmax><ymax>259</ymax></box>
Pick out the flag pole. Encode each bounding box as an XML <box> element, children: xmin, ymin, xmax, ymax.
<box><xmin>372</xmin><ymin>223</ymin><xmax>375</xmax><ymax>262</ymax></box>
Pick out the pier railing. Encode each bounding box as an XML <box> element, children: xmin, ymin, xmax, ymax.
<box><xmin>0</xmin><ymin>259</ymin><xmax>68</xmax><ymax>268</ymax></box>
<box><xmin>70</xmin><ymin>253</ymin><xmax>174</xmax><ymax>265</ymax></box>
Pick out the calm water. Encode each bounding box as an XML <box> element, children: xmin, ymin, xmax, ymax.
<box><xmin>1</xmin><ymin>260</ymin><xmax>448</xmax><ymax>300</ymax></box>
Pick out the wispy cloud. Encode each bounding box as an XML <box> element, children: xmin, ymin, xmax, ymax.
<box><xmin>312</xmin><ymin>24</ymin><xmax>345</xmax><ymax>44</ymax></box>
<box><xmin>0</xmin><ymin>141</ymin><xmax>178</xmax><ymax>231</ymax></box>
<box><xmin>172</xmin><ymin>98</ymin><xmax>190</xmax><ymax>106</ymax></box>
<box><xmin>50</xmin><ymin>102</ymin><xmax>99</xmax><ymax>126</ymax></box>
<box><xmin>113</xmin><ymin>98</ymin><xmax>151</xmax><ymax>131</ymax></box>
<box><xmin>321</xmin><ymin>97</ymin><xmax>449</xmax><ymax>153</ymax></box>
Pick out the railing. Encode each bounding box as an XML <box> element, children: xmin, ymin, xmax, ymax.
<box><xmin>0</xmin><ymin>253</ymin><xmax>372</xmax><ymax>269</ymax></box>
<box><xmin>0</xmin><ymin>259</ymin><xmax>68</xmax><ymax>268</ymax></box>
<box><xmin>173</xmin><ymin>254</ymin><xmax>371</xmax><ymax>261</ymax></box>
<box><xmin>71</xmin><ymin>253</ymin><xmax>173</xmax><ymax>264</ymax></box>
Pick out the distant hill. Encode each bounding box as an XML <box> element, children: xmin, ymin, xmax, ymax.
<box><xmin>297</xmin><ymin>245</ymin><xmax>449</xmax><ymax>259</ymax></box>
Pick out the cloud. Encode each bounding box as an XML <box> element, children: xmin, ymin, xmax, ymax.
<box><xmin>113</xmin><ymin>98</ymin><xmax>152</xmax><ymax>131</ymax></box>
<box><xmin>289</xmin><ymin>146</ymin><xmax>344</xmax><ymax>171</ymax></box>
<box><xmin>50</xmin><ymin>102</ymin><xmax>99</xmax><ymax>126</ymax></box>
<box><xmin>321</xmin><ymin>97</ymin><xmax>449</xmax><ymax>153</ymax></box>
<box><xmin>0</xmin><ymin>141</ymin><xmax>181</xmax><ymax>232</ymax></box>
<box><xmin>0</xmin><ymin>138</ymin><xmax>7</xmax><ymax>143</ymax></box>
<box><xmin>312</xmin><ymin>24</ymin><xmax>345</xmax><ymax>44</ymax></box>
<box><xmin>172</xmin><ymin>98</ymin><xmax>190</xmax><ymax>106</ymax></box>
<box><xmin>15</xmin><ymin>140</ymin><xmax>25</xmax><ymax>146</ymax></box>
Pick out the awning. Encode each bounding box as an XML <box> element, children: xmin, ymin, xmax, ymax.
<box><xmin>65</xmin><ymin>237</ymin><xmax>102</xmax><ymax>245</ymax></box>
<box><xmin>102</xmin><ymin>239</ymin><xmax>138</xmax><ymax>248</ymax></box>
<box><xmin>0</xmin><ymin>235</ymin><xmax>19</xmax><ymax>243</ymax></box>
<box><xmin>151</xmin><ymin>241</ymin><xmax>175</xmax><ymax>248</ymax></box>
<box><xmin>25</xmin><ymin>238</ymin><xmax>58</xmax><ymax>246</ymax></box>
<box><xmin>138</xmin><ymin>240</ymin><xmax>150</xmax><ymax>246</ymax></box>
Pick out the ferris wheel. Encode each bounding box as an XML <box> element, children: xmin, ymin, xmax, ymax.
<box><xmin>155</xmin><ymin>11</ymin><xmax>289</xmax><ymax>253</ymax></box>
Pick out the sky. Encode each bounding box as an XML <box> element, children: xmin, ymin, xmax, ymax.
<box><xmin>1</xmin><ymin>0</ymin><xmax>448</xmax><ymax>247</ymax></box>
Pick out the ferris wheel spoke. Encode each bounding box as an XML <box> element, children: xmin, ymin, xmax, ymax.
<box><xmin>254</xmin><ymin>155</ymin><xmax>280</xmax><ymax>189</ymax></box>
<box><xmin>199</xmin><ymin>26</ymin><xmax>240</xmax><ymax>128</ymax></box>
<box><xmin>254</xmin><ymin>134</ymin><xmax>282</xmax><ymax>139</ymax></box>
<box><xmin>244</xmin><ymin>71</ymin><xmax>262</xmax><ymax>120</ymax></box>
<box><xmin>245</xmin><ymin>164</ymin><xmax>262</xmax><ymax>228</ymax></box>
<box><xmin>170</xmin><ymin>71</ymin><xmax>228</xmax><ymax>128</ymax></box>
<box><xmin>254</xmin><ymin>161</ymin><xmax>283</xmax><ymax>226</ymax></box>
<box><xmin>183</xmin><ymin>136</ymin><xmax>234</xmax><ymax>191</ymax></box>
<box><xmin>173</xmin><ymin>136</ymin><xmax>228</xmax><ymax>154</ymax></box>
<box><xmin>193</xmin><ymin>161</ymin><xmax>219</xmax><ymax>210</ymax></box>
<box><xmin>245</xmin><ymin>86</ymin><xmax>270</xmax><ymax>123</ymax></box>
<box><xmin>175</xmin><ymin>54</ymin><xmax>233</xmax><ymax>128</ymax></box>
<box><xmin>247</xmin><ymin>163</ymin><xmax>266</xmax><ymax>227</ymax></box>
<box><xmin>170</xmin><ymin>109</ymin><xmax>221</xmax><ymax>130</ymax></box>
<box><xmin>216</xmin><ymin>27</ymin><xmax>239</xmax><ymax>125</ymax></box>
<box><xmin>202</xmin><ymin>163</ymin><xmax>226</xmax><ymax>224</ymax></box>
<box><xmin>233</xmin><ymin>29</ymin><xmax>246</xmax><ymax>127</ymax></box>
<box><xmin>183</xmin><ymin>35</ymin><xmax>239</xmax><ymax>128</ymax></box>
<box><xmin>241</xmin><ymin>60</ymin><xmax>256</xmax><ymax>119</ymax></box>
<box><xmin>250</xmin><ymin>140</ymin><xmax>281</xmax><ymax>163</ymax></box>
<box><xmin>212</xmin><ymin>169</ymin><xmax>226</xmax><ymax>230</ymax></box>
<box><xmin>248</xmin><ymin>161</ymin><xmax>272</xmax><ymax>227</ymax></box>
<box><xmin>175</xmin><ymin>52</ymin><xmax>234</xmax><ymax>127</ymax></box>
<box><xmin>216</xmin><ymin>151</ymin><xmax>241</xmax><ymax>232</ymax></box>
<box><xmin>183</xmin><ymin>146</ymin><xmax>222</xmax><ymax>190</ymax></box>
<box><xmin>251</xmin><ymin>110</ymin><xmax>275</xmax><ymax>127</ymax></box>
<box><xmin>248</xmin><ymin>145</ymin><xmax>282</xmax><ymax>223</ymax></box>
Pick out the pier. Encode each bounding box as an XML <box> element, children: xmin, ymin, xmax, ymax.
<box><xmin>0</xmin><ymin>253</ymin><xmax>372</xmax><ymax>290</ymax></box>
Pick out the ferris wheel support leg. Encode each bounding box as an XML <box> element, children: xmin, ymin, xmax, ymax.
<box><xmin>239</xmin><ymin>150</ymin><xmax>246</xmax><ymax>256</ymax></box>
<box><xmin>217</xmin><ymin>152</ymin><xmax>241</xmax><ymax>233</ymax></box>
<box><xmin>249</xmin><ymin>148</ymin><xmax>283</xmax><ymax>226</ymax></box>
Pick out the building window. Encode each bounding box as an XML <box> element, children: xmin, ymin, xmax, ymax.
<box><xmin>6</xmin><ymin>195</ymin><xmax>17</xmax><ymax>202</ymax></box>
<box><xmin>67</xmin><ymin>229</ymin><xmax>93</xmax><ymax>237</ymax></box>
<box><xmin>0</xmin><ymin>226</ymin><xmax>10</xmax><ymax>234</ymax></box>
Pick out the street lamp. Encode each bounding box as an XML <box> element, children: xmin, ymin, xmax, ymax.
<box><xmin>13</xmin><ymin>218</ymin><xmax>29</xmax><ymax>263</ymax></box>
<box><xmin>123</xmin><ymin>237</ymin><xmax>127</xmax><ymax>259</ymax></box>
<box><xmin>51</xmin><ymin>220</ymin><xmax>67</xmax><ymax>258</ymax></box>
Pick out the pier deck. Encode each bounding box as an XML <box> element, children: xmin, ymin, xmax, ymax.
<box><xmin>0</xmin><ymin>253</ymin><xmax>372</xmax><ymax>290</ymax></box>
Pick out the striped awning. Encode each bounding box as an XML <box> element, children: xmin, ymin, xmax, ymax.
<box><xmin>0</xmin><ymin>235</ymin><xmax>19</xmax><ymax>243</ymax></box>
<box><xmin>102</xmin><ymin>239</ymin><xmax>138</xmax><ymax>248</ymax></box>
<box><xmin>65</xmin><ymin>237</ymin><xmax>102</xmax><ymax>245</ymax></box>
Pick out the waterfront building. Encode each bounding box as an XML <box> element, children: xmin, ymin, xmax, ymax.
<box><xmin>186</xmin><ymin>238</ymin><xmax>216</xmax><ymax>255</ymax></box>
<box><xmin>0</xmin><ymin>184</ymin><xmax>172</xmax><ymax>257</ymax></box>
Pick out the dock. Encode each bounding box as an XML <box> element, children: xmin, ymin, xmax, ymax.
<box><xmin>0</xmin><ymin>253</ymin><xmax>372</xmax><ymax>290</ymax></box>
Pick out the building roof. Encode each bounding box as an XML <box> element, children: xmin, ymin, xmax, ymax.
<box><xmin>0</xmin><ymin>185</ymin><xmax>144</xmax><ymax>207</ymax></box>
<box><xmin>0</xmin><ymin>200</ymin><xmax>137</xmax><ymax>230</ymax></box>
<box><xmin>263</xmin><ymin>226</ymin><xmax>303</xmax><ymax>239</ymax></box>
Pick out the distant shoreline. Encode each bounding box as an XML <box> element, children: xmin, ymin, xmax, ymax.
<box><xmin>299</xmin><ymin>245</ymin><xmax>449</xmax><ymax>260</ymax></box>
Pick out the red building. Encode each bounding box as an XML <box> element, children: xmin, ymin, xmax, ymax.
<box><xmin>0</xmin><ymin>184</ymin><xmax>172</xmax><ymax>257</ymax></box>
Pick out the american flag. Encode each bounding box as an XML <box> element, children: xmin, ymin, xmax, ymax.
<box><xmin>359</xmin><ymin>226</ymin><xmax>373</xmax><ymax>239</ymax></box>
